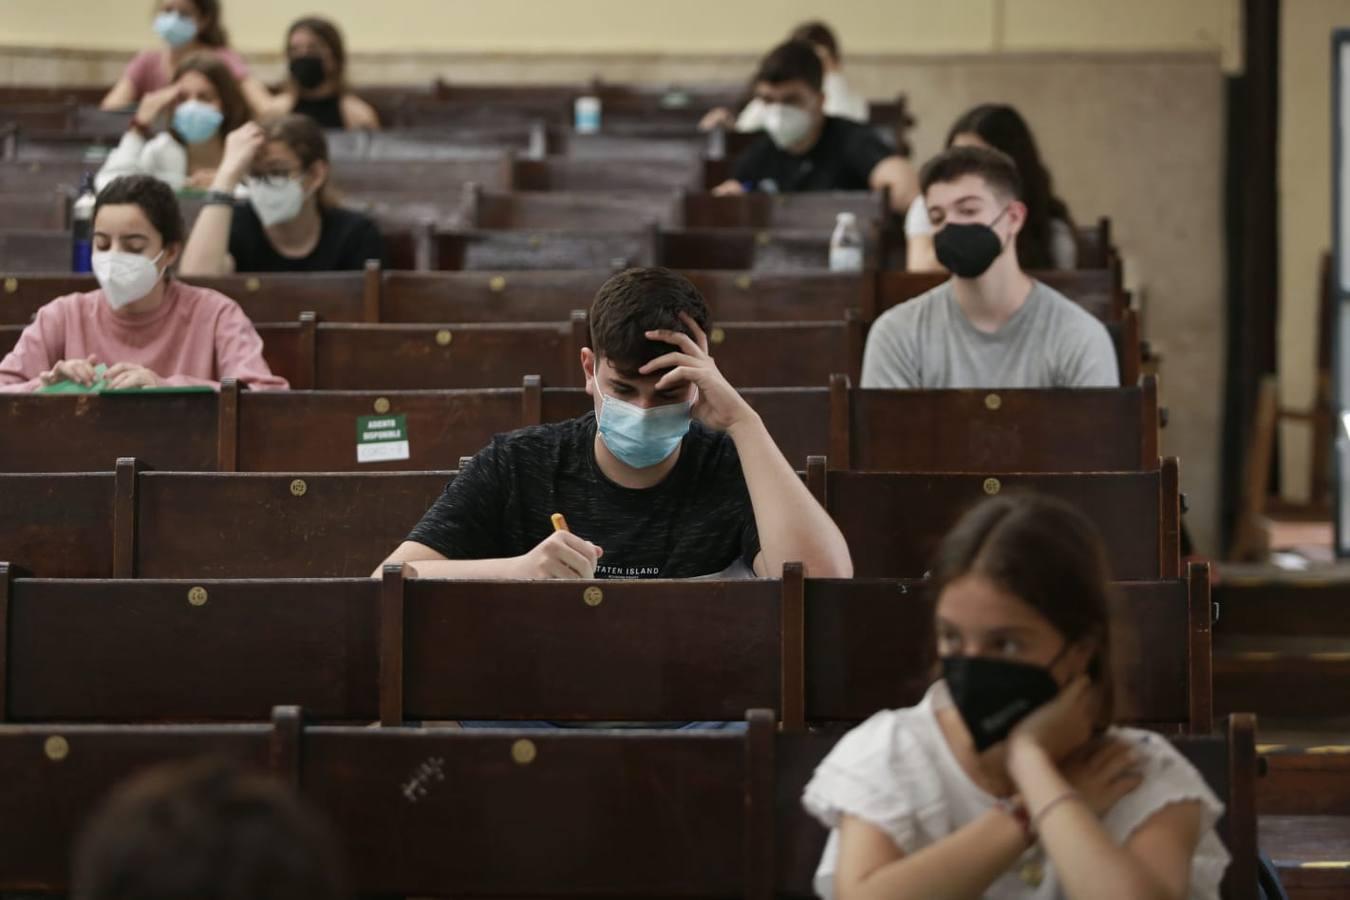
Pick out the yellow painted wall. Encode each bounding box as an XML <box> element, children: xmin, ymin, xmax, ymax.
<box><xmin>1278</xmin><ymin>1</ymin><xmax>1350</xmax><ymax>503</ymax></box>
<box><xmin>1</xmin><ymin>0</ymin><xmax>1238</xmax><ymax>58</ymax></box>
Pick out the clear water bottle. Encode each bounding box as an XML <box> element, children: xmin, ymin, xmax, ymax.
<box><xmin>574</xmin><ymin>95</ymin><xmax>601</xmax><ymax>134</ymax></box>
<box><xmin>71</xmin><ymin>173</ymin><xmax>96</xmax><ymax>273</ymax></box>
<box><xmin>829</xmin><ymin>211</ymin><xmax>864</xmax><ymax>272</ymax></box>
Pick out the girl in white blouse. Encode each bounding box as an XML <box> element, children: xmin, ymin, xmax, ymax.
<box><xmin>802</xmin><ymin>494</ymin><xmax>1229</xmax><ymax>900</ymax></box>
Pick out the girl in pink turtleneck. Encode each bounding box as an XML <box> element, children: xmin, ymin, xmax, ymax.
<box><xmin>0</xmin><ymin>174</ymin><xmax>286</xmax><ymax>393</ymax></box>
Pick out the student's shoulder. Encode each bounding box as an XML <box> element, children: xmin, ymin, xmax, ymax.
<box><xmin>871</xmin><ymin>279</ymin><xmax>951</xmax><ymax>332</ymax></box>
<box><xmin>1032</xmin><ymin>279</ymin><xmax>1108</xmax><ymax>331</ymax></box>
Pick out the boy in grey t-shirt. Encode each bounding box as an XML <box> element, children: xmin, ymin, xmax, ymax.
<box><xmin>862</xmin><ymin>145</ymin><xmax>1119</xmax><ymax>390</ymax></box>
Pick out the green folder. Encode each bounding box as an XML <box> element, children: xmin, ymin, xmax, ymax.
<box><xmin>36</xmin><ymin>364</ymin><xmax>212</xmax><ymax>395</ymax></box>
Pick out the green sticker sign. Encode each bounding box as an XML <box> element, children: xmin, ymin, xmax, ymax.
<box><xmin>357</xmin><ymin>414</ymin><xmax>410</xmax><ymax>463</ymax></box>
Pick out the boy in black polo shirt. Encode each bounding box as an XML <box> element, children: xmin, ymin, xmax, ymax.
<box><xmin>380</xmin><ymin>267</ymin><xmax>852</xmax><ymax>582</ymax></box>
<box><xmin>715</xmin><ymin>39</ymin><xmax>917</xmax><ymax>213</ymax></box>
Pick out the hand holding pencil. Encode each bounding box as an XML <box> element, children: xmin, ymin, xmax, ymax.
<box><xmin>508</xmin><ymin>512</ymin><xmax>604</xmax><ymax>580</ymax></box>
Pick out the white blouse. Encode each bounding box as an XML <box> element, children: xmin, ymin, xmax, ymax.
<box><xmin>801</xmin><ymin>683</ymin><xmax>1230</xmax><ymax>900</ymax></box>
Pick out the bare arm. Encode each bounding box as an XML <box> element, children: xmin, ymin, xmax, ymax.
<box><xmin>1009</xmin><ymin>739</ymin><xmax>1201</xmax><ymax>900</ymax></box>
<box><xmin>640</xmin><ymin>313</ymin><xmax>853</xmax><ymax>578</ymax></box>
<box><xmin>101</xmin><ymin>75</ymin><xmax>138</xmax><ymax>110</ymax></box>
<box><xmin>237</xmin><ymin>76</ymin><xmax>277</xmax><ymax>120</ymax></box>
<box><xmin>342</xmin><ymin>94</ymin><xmax>381</xmax><ymax>130</ymax></box>
<box><xmin>832</xmin><ymin>811</ymin><xmax>1028</xmax><ymax>900</ymax></box>
<box><xmin>374</xmin><ymin>532</ymin><xmax>603</xmax><ymax>580</ymax></box>
<box><xmin>870</xmin><ymin>156</ymin><xmax>919</xmax><ymax>216</ymax></box>
<box><xmin>727</xmin><ymin>413</ymin><xmax>852</xmax><ymax>577</ymax></box>
<box><xmin>179</xmin><ymin>122</ymin><xmax>264</xmax><ymax>276</ymax></box>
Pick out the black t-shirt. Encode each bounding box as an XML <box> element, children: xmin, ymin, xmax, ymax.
<box><xmin>407</xmin><ymin>413</ymin><xmax>761</xmax><ymax>579</ymax></box>
<box><xmin>292</xmin><ymin>94</ymin><xmax>344</xmax><ymax>130</ymax></box>
<box><xmin>732</xmin><ymin>116</ymin><xmax>892</xmax><ymax>192</ymax></box>
<box><xmin>228</xmin><ymin>203</ymin><xmax>384</xmax><ymax>272</ymax></box>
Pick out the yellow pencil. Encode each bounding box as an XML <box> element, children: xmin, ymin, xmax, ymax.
<box><xmin>550</xmin><ymin>512</ymin><xmax>570</xmax><ymax>533</ymax></box>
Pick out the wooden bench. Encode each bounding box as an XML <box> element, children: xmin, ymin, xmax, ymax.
<box><xmin>0</xmin><ymin>190</ymin><xmax>67</xmax><ymax>231</ymax></box>
<box><xmin>809</xmin><ymin>457</ymin><xmax>1182</xmax><ymax>580</ymax></box>
<box><xmin>252</xmin><ymin>315</ymin><xmax>863</xmax><ymax>390</ymax></box>
<box><xmin>465</xmin><ymin>184</ymin><xmax>677</xmax><ymax>229</ymax></box>
<box><xmin>679</xmin><ymin>191</ymin><xmax>887</xmax><ymax>230</ymax></box>
<box><xmin>380</xmin><ymin>269</ymin><xmax>871</xmax><ymax>323</ymax></box>
<box><xmin>659</xmin><ymin>228</ymin><xmax>887</xmax><ymax>271</ymax></box>
<box><xmin>0</xmin><ymin>460</ymin><xmax>448</xmax><ymax>578</ymax></box>
<box><xmin>0</xmin><ymin>377</ymin><xmax>1156</xmax><ymax>476</ymax></box>
<box><xmin>0</xmin><ymin>562</ymin><xmax>1210</xmax><ymax>735</ymax></box>
<box><xmin>218</xmin><ymin>380</ymin><xmax>828</xmax><ymax>473</ymax></box>
<box><xmin>432</xmin><ymin>226</ymin><xmax>658</xmax><ymax>270</ymax></box>
<box><xmin>512</xmin><ymin>156</ymin><xmax>707</xmax><ymax>192</ymax></box>
<box><xmin>830</xmin><ymin>375</ymin><xmax>1160</xmax><ymax>471</ymax></box>
<box><xmin>0</xmin><ymin>706</ymin><xmax>1259</xmax><ymax>898</ymax></box>
<box><xmin>0</xmin><ymin>228</ymin><xmax>69</xmax><ymax>270</ymax></box>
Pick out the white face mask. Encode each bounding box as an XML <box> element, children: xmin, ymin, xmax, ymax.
<box><xmin>92</xmin><ymin>249</ymin><xmax>165</xmax><ymax>310</ymax></box>
<box><xmin>762</xmin><ymin>102</ymin><xmax>814</xmax><ymax>150</ymax></box>
<box><xmin>246</xmin><ymin>176</ymin><xmax>306</xmax><ymax>227</ymax></box>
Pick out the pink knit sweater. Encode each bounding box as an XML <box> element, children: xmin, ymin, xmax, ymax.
<box><xmin>0</xmin><ymin>280</ymin><xmax>288</xmax><ymax>392</ymax></box>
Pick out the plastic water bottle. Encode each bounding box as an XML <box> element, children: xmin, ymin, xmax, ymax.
<box><xmin>829</xmin><ymin>212</ymin><xmax>864</xmax><ymax>272</ymax></box>
<box><xmin>574</xmin><ymin>95</ymin><xmax>601</xmax><ymax>134</ymax></box>
<box><xmin>71</xmin><ymin>173</ymin><xmax>96</xmax><ymax>273</ymax></box>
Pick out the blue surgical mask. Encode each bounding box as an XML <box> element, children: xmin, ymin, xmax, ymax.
<box><xmin>171</xmin><ymin>100</ymin><xmax>223</xmax><ymax>145</ymax></box>
<box><xmin>597</xmin><ymin>392</ymin><xmax>694</xmax><ymax>469</ymax></box>
<box><xmin>153</xmin><ymin>11</ymin><xmax>199</xmax><ymax>48</ymax></box>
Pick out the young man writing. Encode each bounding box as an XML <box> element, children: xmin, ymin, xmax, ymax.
<box><xmin>862</xmin><ymin>145</ymin><xmax>1119</xmax><ymax>389</ymax></box>
<box><xmin>713</xmin><ymin>39</ymin><xmax>916</xmax><ymax>215</ymax></box>
<box><xmin>378</xmin><ymin>267</ymin><xmax>852</xmax><ymax>581</ymax></box>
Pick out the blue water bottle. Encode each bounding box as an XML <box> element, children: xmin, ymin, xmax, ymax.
<box><xmin>71</xmin><ymin>173</ymin><xmax>96</xmax><ymax>273</ymax></box>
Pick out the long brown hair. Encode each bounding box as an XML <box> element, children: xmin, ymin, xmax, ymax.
<box><xmin>927</xmin><ymin>493</ymin><xmax>1117</xmax><ymax>725</ymax></box>
<box><xmin>260</xmin><ymin>114</ymin><xmax>335</xmax><ymax>207</ymax></box>
<box><xmin>172</xmin><ymin>52</ymin><xmax>250</xmax><ymax>140</ymax></box>
<box><xmin>285</xmin><ymin>16</ymin><xmax>349</xmax><ymax>93</ymax></box>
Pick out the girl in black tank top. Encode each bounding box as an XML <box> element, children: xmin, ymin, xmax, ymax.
<box><xmin>280</xmin><ymin>16</ymin><xmax>379</xmax><ymax>132</ymax></box>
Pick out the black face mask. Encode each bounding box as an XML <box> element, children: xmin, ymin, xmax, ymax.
<box><xmin>933</xmin><ymin>207</ymin><xmax>1010</xmax><ymax>279</ymax></box>
<box><xmin>289</xmin><ymin>55</ymin><xmax>327</xmax><ymax>91</ymax></box>
<box><xmin>942</xmin><ymin>650</ymin><xmax>1063</xmax><ymax>753</ymax></box>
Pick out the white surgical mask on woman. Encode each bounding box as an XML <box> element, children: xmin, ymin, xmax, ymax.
<box><xmin>245</xmin><ymin>176</ymin><xmax>306</xmax><ymax>227</ymax></box>
<box><xmin>91</xmin><ymin>250</ymin><xmax>166</xmax><ymax>310</ymax></box>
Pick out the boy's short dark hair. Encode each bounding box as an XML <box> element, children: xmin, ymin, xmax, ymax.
<box><xmin>588</xmin><ymin>267</ymin><xmax>711</xmax><ymax>376</ymax></box>
<box><xmin>919</xmin><ymin>145</ymin><xmax>1024</xmax><ymax>202</ymax></box>
<box><xmin>94</xmin><ymin>175</ymin><xmax>186</xmax><ymax>247</ymax></box>
<box><xmin>753</xmin><ymin>39</ymin><xmax>824</xmax><ymax>94</ymax></box>
<box><xmin>791</xmin><ymin>20</ymin><xmax>840</xmax><ymax>63</ymax></box>
<box><xmin>72</xmin><ymin>758</ymin><xmax>347</xmax><ymax>900</ymax></box>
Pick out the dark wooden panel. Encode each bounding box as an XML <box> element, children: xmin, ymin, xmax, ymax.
<box><xmin>134</xmin><ymin>471</ymin><xmax>452</xmax><ymax>578</ymax></box>
<box><xmin>825</xmin><ymin>469</ymin><xmax>1168</xmax><ymax>580</ymax></box>
<box><xmin>682</xmin><ymin>270</ymin><xmax>872</xmax><ymax>322</ymax></box>
<box><xmin>301</xmin><ymin>728</ymin><xmax>745</xmax><ymax>896</ymax></box>
<box><xmin>402</xmin><ymin>579</ymin><xmax>779</xmax><ymax>721</ymax></box>
<box><xmin>7</xmin><ymin>578</ymin><xmax>378</xmax><ymax>721</ymax></box>
<box><xmin>848</xmin><ymin>385</ymin><xmax>1154</xmax><ymax>472</ymax></box>
<box><xmin>0</xmin><ymin>472</ymin><xmax>115</xmax><ymax>577</ymax></box>
<box><xmin>473</xmin><ymin>190</ymin><xmax>677</xmax><ymax>229</ymax></box>
<box><xmin>313</xmin><ymin>322</ymin><xmax>579</xmax><ymax>390</ymax></box>
<box><xmin>236</xmin><ymin>389</ymin><xmax>526</xmax><ymax>472</ymax></box>
<box><xmin>714</xmin><ymin>321</ymin><xmax>859</xmax><ymax>388</ymax></box>
<box><xmin>434</xmin><ymin>229</ymin><xmax>656</xmax><ymax>271</ymax></box>
<box><xmin>0</xmin><ymin>723</ymin><xmax>271</xmax><ymax>891</ymax></box>
<box><xmin>512</xmin><ymin>156</ymin><xmax>704</xmax><ymax>192</ymax></box>
<box><xmin>381</xmin><ymin>270</ymin><xmax>608</xmax><ymax>323</ymax></box>
<box><xmin>0</xmin><ymin>393</ymin><xmax>216</xmax><ymax>472</ymax></box>
<box><xmin>0</xmin><ymin>229</ymin><xmax>69</xmax><ymax>271</ymax></box>
<box><xmin>682</xmin><ymin>191</ymin><xmax>885</xmax><ymax>230</ymax></box>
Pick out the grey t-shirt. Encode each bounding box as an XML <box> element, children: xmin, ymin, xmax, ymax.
<box><xmin>860</xmin><ymin>279</ymin><xmax>1120</xmax><ymax>389</ymax></box>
